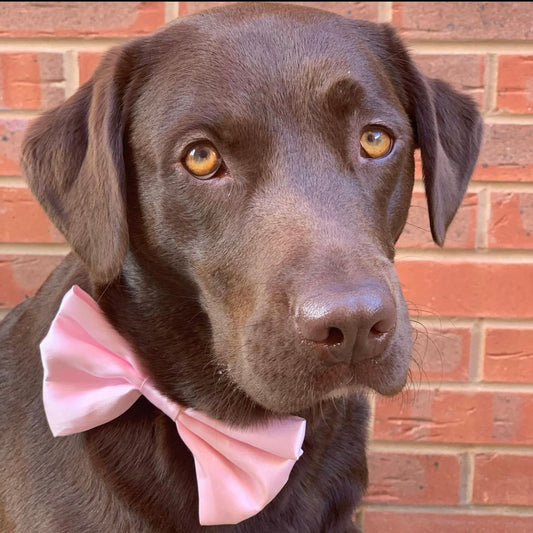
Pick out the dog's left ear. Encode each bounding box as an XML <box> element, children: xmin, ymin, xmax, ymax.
<box><xmin>410</xmin><ymin>74</ymin><xmax>483</xmax><ymax>246</ymax></box>
<box><xmin>364</xmin><ymin>23</ymin><xmax>483</xmax><ymax>246</ymax></box>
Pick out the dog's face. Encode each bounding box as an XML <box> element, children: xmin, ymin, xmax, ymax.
<box><xmin>22</xmin><ymin>4</ymin><xmax>482</xmax><ymax>418</ymax></box>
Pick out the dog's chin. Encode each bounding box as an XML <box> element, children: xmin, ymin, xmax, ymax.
<box><xmin>235</xmin><ymin>349</ymin><xmax>411</xmax><ymax>415</ymax></box>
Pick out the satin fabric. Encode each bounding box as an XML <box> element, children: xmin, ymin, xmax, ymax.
<box><xmin>41</xmin><ymin>286</ymin><xmax>306</xmax><ymax>525</ymax></box>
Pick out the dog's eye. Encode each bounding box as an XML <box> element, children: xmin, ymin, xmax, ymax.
<box><xmin>360</xmin><ymin>128</ymin><xmax>393</xmax><ymax>159</ymax></box>
<box><xmin>183</xmin><ymin>142</ymin><xmax>223</xmax><ymax>179</ymax></box>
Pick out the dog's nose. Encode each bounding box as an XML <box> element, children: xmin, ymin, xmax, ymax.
<box><xmin>295</xmin><ymin>281</ymin><xmax>396</xmax><ymax>364</ymax></box>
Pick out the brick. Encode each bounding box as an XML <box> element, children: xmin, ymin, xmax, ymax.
<box><xmin>78</xmin><ymin>52</ymin><xmax>105</xmax><ymax>86</ymax></box>
<box><xmin>414</xmin><ymin>54</ymin><xmax>485</xmax><ymax>108</ymax></box>
<box><xmin>397</xmin><ymin>260</ymin><xmax>533</xmax><ymax>318</ymax></box>
<box><xmin>484</xmin><ymin>329</ymin><xmax>533</xmax><ymax>383</ymax></box>
<box><xmin>0</xmin><ymin>52</ymin><xmax>64</xmax><ymax>111</ymax></box>
<box><xmin>411</xmin><ymin>327</ymin><xmax>470</xmax><ymax>382</ymax></box>
<box><xmin>365</xmin><ymin>452</ymin><xmax>460</xmax><ymax>504</ymax></box>
<box><xmin>497</xmin><ymin>55</ymin><xmax>533</xmax><ymax>114</ymax></box>
<box><xmin>397</xmin><ymin>192</ymin><xmax>477</xmax><ymax>249</ymax></box>
<box><xmin>473</xmin><ymin>453</ymin><xmax>533</xmax><ymax>506</ymax></box>
<box><xmin>363</xmin><ymin>510</ymin><xmax>533</xmax><ymax>533</ymax></box>
<box><xmin>489</xmin><ymin>192</ymin><xmax>533</xmax><ymax>248</ymax></box>
<box><xmin>178</xmin><ymin>2</ymin><xmax>379</xmax><ymax>20</ymax></box>
<box><xmin>0</xmin><ymin>118</ymin><xmax>28</xmax><ymax>176</ymax></box>
<box><xmin>392</xmin><ymin>2</ymin><xmax>533</xmax><ymax>41</ymax></box>
<box><xmin>0</xmin><ymin>254</ymin><xmax>65</xmax><ymax>308</ymax></box>
<box><xmin>0</xmin><ymin>187</ymin><xmax>64</xmax><ymax>244</ymax></box>
<box><xmin>474</xmin><ymin>124</ymin><xmax>533</xmax><ymax>182</ymax></box>
<box><xmin>373</xmin><ymin>389</ymin><xmax>533</xmax><ymax>445</ymax></box>
<box><xmin>0</xmin><ymin>2</ymin><xmax>165</xmax><ymax>38</ymax></box>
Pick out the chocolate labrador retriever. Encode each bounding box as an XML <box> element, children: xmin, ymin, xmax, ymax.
<box><xmin>0</xmin><ymin>3</ymin><xmax>482</xmax><ymax>532</ymax></box>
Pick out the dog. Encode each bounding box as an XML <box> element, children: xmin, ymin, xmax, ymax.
<box><xmin>0</xmin><ymin>3</ymin><xmax>482</xmax><ymax>532</ymax></box>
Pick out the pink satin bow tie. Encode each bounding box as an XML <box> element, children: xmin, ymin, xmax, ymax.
<box><xmin>40</xmin><ymin>286</ymin><xmax>306</xmax><ymax>526</ymax></box>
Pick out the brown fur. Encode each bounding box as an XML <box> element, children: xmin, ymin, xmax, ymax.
<box><xmin>0</xmin><ymin>3</ymin><xmax>482</xmax><ymax>532</ymax></box>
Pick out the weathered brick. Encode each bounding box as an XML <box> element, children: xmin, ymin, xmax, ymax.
<box><xmin>475</xmin><ymin>123</ymin><xmax>533</xmax><ymax>182</ymax></box>
<box><xmin>178</xmin><ymin>2</ymin><xmax>379</xmax><ymax>20</ymax></box>
<box><xmin>473</xmin><ymin>453</ymin><xmax>533</xmax><ymax>506</ymax></box>
<box><xmin>397</xmin><ymin>260</ymin><xmax>533</xmax><ymax>318</ymax></box>
<box><xmin>393</xmin><ymin>2</ymin><xmax>533</xmax><ymax>41</ymax></box>
<box><xmin>0</xmin><ymin>118</ymin><xmax>28</xmax><ymax>176</ymax></box>
<box><xmin>0</xmin><ymin>52</ymin><xmax>64</xmax><ymax>110</ymax></box>
<box><xmin>397</xmin><ymin>192</ymin><xmax>477</xmax><ymax>249</ymax></box>
<box><xmin>373</xmin><ymin>389</ymin><xmax>533</xmax><ymax>445</ymax></box>
<box><xmin>0</xmin><ymin>254</ymin><xmax>65</xmax><ymax>308</ymax></box>
<box><xmin>78</xmin><ymin>51</ymin><xmax>105</xmax><ymax>86</ymax></box>
<box><xmin>0</xmin><ymin>187</ymin><xmax>64</xmax><ymax>244</ymax></box>
<box><xmin>489</xmin><ymin>192</ymin><xmax>533</xmax><ymax>248</ymax></box>
<box><xmin>414</xmin><ymin>54</ymin><xmax>485</xmax><ymax>108</ymax></box>
<box><xmin>0</xmin><ymin>2</ymin><xmax>165</xmax><ymax>38</ymax></box>
<box><xmin>411</xmin><ymin>327</ymin><xmax>471</xmax><ymax>382</ymax></box>
<box><xmin>363</xmin><ymin>510</ymin><xmax>533</xmax><ymax>533</ymax></box>
<box><xmin>497</xmin><ymin>55</ymin><xmax>533</xmax><ymax>114</ymax></box>
<box><xmin>365</xmin><ymin>452</ymin><xmax>460</xmax><ymax>504</ymax></box>
<box><xmin>484</xmin><ymin>329</ymin><xmax>533</xmax><ymax>383</ymax></box>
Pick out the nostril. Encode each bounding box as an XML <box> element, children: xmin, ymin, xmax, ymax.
<box><xmin>324</xmin><ymin>327</ymin><xmax>344</xmax><ymax>346</ymax></box>
<box><xmin>370</xmin><ymin>319</ymin><xmax>394</xmax><ymax>338</ymax></box>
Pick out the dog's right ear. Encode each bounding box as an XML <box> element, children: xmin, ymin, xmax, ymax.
<box><xmin>21</xmin><ymin>46</ymin><xmax>135</xmax><ymax>283</ymax></box>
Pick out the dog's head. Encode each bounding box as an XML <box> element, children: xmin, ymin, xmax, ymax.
<box><xmin>22</xmin><ymin>4</ymin><xmax>482</xmax><ymax>419</ymax></box>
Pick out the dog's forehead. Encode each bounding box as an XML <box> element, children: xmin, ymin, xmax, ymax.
<box><xmin>137</xmin><ymin>5</ymin><xmax>397</xmax><ymax>118</ymax></box>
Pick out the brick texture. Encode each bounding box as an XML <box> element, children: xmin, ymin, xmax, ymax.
<box><xmin>473</xmin><ymin>453</ymin><xmax>533</xmax><ymax>506</ymax></box>
<box><xmin>0</xmin><ymin>2</ymin><xmax>166</xmax><ymax>38</ymax></box>
<box><xmin>373</xmin><ymin>389</ymin><xmax>533</xmax><ymax>445</ymax></box>
<box><xmin>363</xmin><ymin>510</ymin><xmax>533</xmax><ymax>533</ymax></box>
<box><xmin>397</xmin><ymin>192</ymin><xmax>477</xmax><ymax>249</ymax></box>
<box><xmin>489</xmin><ymin>192</ymin><xmax>533</xmax><ymax>248</ymax></box>
<box><xmin>365</xmin><ymin>452</ymin><xmax>461</xmax><ymax>504</ymax></box>
<box><xmin>484</xmin><ymin>329</ymin><xmax>533</xmax><ymax>383</ymax></box>
<box><xmin>397</xmin><ymin>260</ymin><xmax>533</xmax><ymax>318</ymax></box>
<box><xmin>1</xmin><ymin>3</ymin><xmax>533</xmax><ymax>531</ymax></box>
<box><xmin>410</xmin><ymin>327</ymin><xmax>471</xmax><ymax>382</ymax></box>
<box><xmin>393</xmin><ymin>2</ymin><xmax>533</xmax><ymax>40</ymax></box>
<box><xmin>0</xmin><ymin>52</ymin><xmax>64</xmax><ymax>110</ymax></box>
<box><xmin>497</xmin><ymin>55</ymin><xmax>533</xmax><ymax>114</ymax></box>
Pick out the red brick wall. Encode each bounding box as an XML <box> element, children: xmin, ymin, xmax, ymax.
<box><xmin>1</xmin><ymin>3</ymin><xmax>532</xmax><ymax>531</ymax></box>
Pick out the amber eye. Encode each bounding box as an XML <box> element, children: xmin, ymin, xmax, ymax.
<box><xmin>183</xmin><ymin>142</ymin><xmax>222</xmax><ymax>179</ymax></box>
<box><xmin>360</xmin><ymin>128</ymin><xmax>393</xmax><ymax>159</ymax></box>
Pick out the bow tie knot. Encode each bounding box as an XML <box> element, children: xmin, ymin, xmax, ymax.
<box><xmin>40</xmin><ymin>286</ymin><xmax>306</xmax><ymax>525</ymax></box>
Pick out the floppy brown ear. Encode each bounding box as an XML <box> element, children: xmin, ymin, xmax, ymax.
<box><xmin>360</xmin><ymin>23</ymin><xmax>483</xmax><ymax>246</ymax></box>
<box><xmin>410</xmin><ymin>74</ymin><xmax>483</xmax><ymax>246</ymax></box>
<box><xmin>21</xmin><ymin>46</ymin><xmax>133</xmax><ymax>283</ymax></box>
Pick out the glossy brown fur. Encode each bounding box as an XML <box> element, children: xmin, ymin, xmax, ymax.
<box><xmin>0</xmin><ymin>3</ymin><xmax>482</xmax><ymax>532</ymax></box>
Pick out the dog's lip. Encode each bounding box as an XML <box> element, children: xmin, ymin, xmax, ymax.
<box><xmin>315</xmin><ymin>350</ymin><xmax>407</xmax><ymax>398</ymax></box>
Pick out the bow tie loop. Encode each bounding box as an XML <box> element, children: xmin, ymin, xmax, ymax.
<box><xmin>40</xmin><ymin>286</ymin><xmax>306</xmax><ymax>526</ymax></box>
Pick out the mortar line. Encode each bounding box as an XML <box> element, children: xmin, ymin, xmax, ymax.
<box><xmin>396</xmin><ymin>248</ymin><xmax>533</xmax><ymax>261</ymax></box>
<box><xmin>459</xmin><ymin>451</ymin><xmax>475</xmax><ymax>505</ymax></box>
<box><xmin>360</xmin><ymin>503</ymin><xmax>533</xmax><ymax>516</ymax></box>
<box><xmin>0</xmin><ymin>177</ymin><xmax>27</xmax><ymax>187</ymax></box>
<box><xmin>0</xmin><ymin>38</ymin><xmax>128</xmax><ymax>51</ymax></box>
<box><xmin>368</xmin><ymin>441</ymin><xmax>533</xmax><ymax>455</ymax></box>
<box><xmin>0</xmin><ymin>243</ymin><xmax>69</xmax><ymax>255</ymax></box>
<box><xmin>376</xmin><ymin>381</ymin><xmax>533</xmax><ymax>392</ymax></box>
<box><xmin>484</xmin><ymin>113</ymin><xmax>533</xmax><ymax>124</ymax></box>
<box><xmin>483</xmin><ymin>53</ymin><xmax>499</xmax><ymax>114</ymax></box>
<box><xmin>377</xmin><ymin>2</ymin><xmax>393</xmax><ymax>23</ymax></box>
<box><xmin>475</xmin><ymin>187</ymin><xmax>490</xmax><ymax>250</ymax></box>
<box><xmin>165</xmin><ymin>2</ymin><xmax>180</xmax><ymax>23</ymax></box>
<box><xmin>412</xmin><ymin>316</ymin><xmax>533</xmax><ymax>329</ymax></box>
<box><xmin>408</xmin><ymin>40</ymin><xmax>533</xmax><ymax>54</ymax></box>
<box><xmin>63</xmin><ymin>49</ymin><xmax>79</xmax><ymax>98</ymax></box>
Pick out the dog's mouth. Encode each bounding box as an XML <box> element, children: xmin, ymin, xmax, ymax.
<box><xmin>227</xmin><ymin>335</ymin><xmax>411</xmax><ymax>415</ymax></box>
